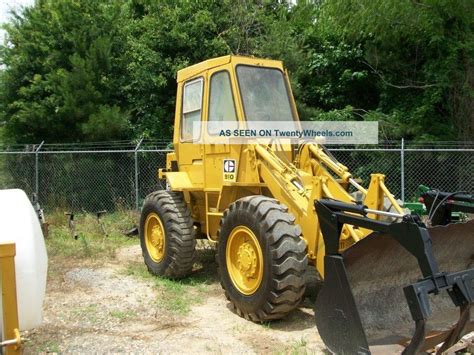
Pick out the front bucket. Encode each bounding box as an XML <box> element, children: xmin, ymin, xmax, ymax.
<box><xmin>315</xmin><ymin>221</ymin><xmax>474</xmax><ymax>354</ymax></box>
<box><xmin>340</xmin><ymin>220</ymin><xmax>474</xmax><ymax>348</ymax></box>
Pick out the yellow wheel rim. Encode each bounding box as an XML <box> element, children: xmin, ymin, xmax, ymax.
<box><xmin>226</xmin><ymin>226</ymin><xmax>264</xmax><ymax>295</ymax></box>
<box><xmin>144</xmin><ymin>212</ymin><xmax>166</xmax><ymax>262</ymax></box>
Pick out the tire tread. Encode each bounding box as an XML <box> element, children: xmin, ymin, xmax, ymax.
<box><xmin>217</xmin><ymin>195</ymin><xmax>307</xmax><ymax>321</ymax></box>
<box><xmin>140</xmin><ymin>190</ymin><xmax>196</xmax><ymax>279</ymax></box>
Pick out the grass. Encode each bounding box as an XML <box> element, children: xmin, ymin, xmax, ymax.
<box><xmin>124</xmin><ymin>261</ymin><xmax>214</xmax><ymax>315</ymax></box>
<box><xmin>45</xmin><ymin>209</ymin><xmax>139</xmax><ymax>260</ymax></box>
<box><xmin>36</xmin><ymin>340</ymin><xmax>60</xmax><ymax>353</ymax></box>
<box><xmin>109</xmin><ymin>310</ymin><xmax>137</xmax><ymax>320</ymax></box>
<box><xmin>274</xmin><ymin>337</ymin><xmax>309</xmax><ymax>355</ymax></box>
<box><xmin>71</xmin><ymin>304</ymin><xmax>99</xmax><ymax>323</ymax></box>
<box><xmin>276</xmin><ymin>337</ymin><xmax>309</xmax><ymax>355</ymax></box>
<box><xmin>44</xmin><ymin>209</ymin><xmax>217</xmax><ymax>316</ymax></box>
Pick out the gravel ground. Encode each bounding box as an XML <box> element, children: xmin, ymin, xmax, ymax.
<box><xmin>20</xmin><ymin>243</ymin><xmax>472</xmax><ymax>354</ymax></box>
<box><xmin>21</xmin><ymin>244</ymin><xmax>326</xmax><ymax>354</ymax></box>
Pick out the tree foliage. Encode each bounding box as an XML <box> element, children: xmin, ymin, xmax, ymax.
<box><xmin>0</xmin><ymin>0</ymin><xmax>129</xmax><ymax>143</ymax></box>
<box><xmin>0</xmin><ymin>0</ymin><xmax>473</xmax><ymax>143</ymax></box>
<box><xmin>313</xmin><ymin>0</ymin><xmax>474</xmax><ymax>140</ymax></box>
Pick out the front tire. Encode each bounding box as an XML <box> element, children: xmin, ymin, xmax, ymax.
<box><xmin>139</xmin><ymin>191</ymin><xmax>196</xmax><ymax>278</ymax></box>
<box><xmin>217</xmin><ymin>196</ymin><xmax>307</xmax><ymax>321</ymax></box>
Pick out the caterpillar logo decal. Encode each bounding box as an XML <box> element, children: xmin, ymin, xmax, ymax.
<box><xmin>223</xmin><ymin>159</ymin><xmax>237</xmax><ymax>182</ymax></box>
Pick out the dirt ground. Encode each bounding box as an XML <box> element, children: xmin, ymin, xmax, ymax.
<box><xmin>21</xmin><ymin>243</ymin><xmax>327</xmax><ymax>354</ymax></box>
<box><xmin>19</xmin><ymin>230</ymin><xmax>474</xmax><ymax>355</ymax></box>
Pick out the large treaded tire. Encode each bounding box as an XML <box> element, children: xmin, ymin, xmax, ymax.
<box><xmin>139</xmin><ymin>190</ymin><xmax>196</xmax><ymax>278</ymax></box>
<box><xmin>217</xmin><ymin>196</ymin><xmax>307</xmax><ymax>321</ymax></box>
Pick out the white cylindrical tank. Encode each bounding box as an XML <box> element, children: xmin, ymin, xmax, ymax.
<box><xmin>0</xmin><ymin>189</ymin><xmax>48</xmax><ymax>333</ymax></box>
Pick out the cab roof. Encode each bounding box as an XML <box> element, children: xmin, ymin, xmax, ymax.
<box><xmin>176</xmin><ymin>55</ymin><xmax>285</xmax><ymax>83</ymax></box>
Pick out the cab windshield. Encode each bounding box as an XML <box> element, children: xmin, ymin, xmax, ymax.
<box><xmin>236</xmin><ymin>65</ymin><xmax>295</xmax><ymax>122</ymax></box>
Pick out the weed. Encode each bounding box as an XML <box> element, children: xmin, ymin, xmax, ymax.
<box><xmin>205</xmin><ymin>344</ymin><xmax>213</xmax><ymax>352</ymax></box>
<box><xmin>274</xmin><ymin>337</ymin><xmax>309</xmax><ymax>355</ymax></box>
<box><xmin>288</xmin><ymin>337</ymin><xmax>308</xmax><ymax>355</ymax></box>
<box><xmin>79</xmin><ymin>234</ymin><xmax>91</xmax><ymax>257</ymax></box>
<box><xmin>109</xmin><ymin>310</ymin><xmax>136</xmax><ymax>320</ymax></box>
<box><xmin>36</xmin><ymin>340</ymin><xmax>60</xmax><ymax>353</ymax></box>
<box><xmin>72</xmin><ymin>304</ymin><xmax>99</xmax><ymax>322</ymax></box>
<box><xmin>124</xmin><ymin>262</ymin><xmax>209</xmax><ymax>315</ymax></box>
<box><xmin>125</xmin><ymin>262</ymin><xmax>154</xmax><ymax>280</ymax></box>
<box><xmin>45</xmin><ymin>210</ymin><xmax>138</xmax><ymax>260</ymax></box>
<box><xmin>232</xmin><ymin>324</ymin><xmax>245</xmax><ymax>333</ymax></box>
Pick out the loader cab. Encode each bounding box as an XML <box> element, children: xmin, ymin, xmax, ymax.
<box><xmin>171</xmin><ymin>55</ymin><xmax>299</xmax><ymax>189</ymax></box>
<box><xmin>174</xmin><ymin>55</ymin><xmax>299</xmax><ymax>142</ymax></box>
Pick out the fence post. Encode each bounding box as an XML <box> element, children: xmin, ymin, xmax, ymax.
<box><xmin>134</xmin><ymin>138</ymin><xmax>144</xmax><ymax>210</ymax></box>
<box><xmin>400</xmin><ymin>138</ymin><xmax>405</xmax><ymax>202</ymax></box>
<box><xmin>35</xmin><ymin>141</ymin><xmax>44</xmax><ymax>198</ymax></box>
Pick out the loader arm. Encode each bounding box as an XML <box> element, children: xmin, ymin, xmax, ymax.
<box><xmin>252</xmin><ymin>141</ymin><xmax>403</xmax><ymax>275</ymax></box>
<box><xmin>253</xmin><ymin>141</ymin><xmax>474</xmax><ymax>353</ymax></box>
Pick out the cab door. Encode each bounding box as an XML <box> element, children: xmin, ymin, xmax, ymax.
<box><xmin>203</xmin><ymin>66</ymin><xmax>241</xmax><ymax>190</ymax></box>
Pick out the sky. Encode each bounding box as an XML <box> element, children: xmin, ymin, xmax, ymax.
<box><xmin>0</xmin><ymin>0</ymin><xmax>35</xmax><ymax>41</ymax></box>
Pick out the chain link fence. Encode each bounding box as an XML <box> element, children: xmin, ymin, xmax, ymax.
<box><xmin>331</xmin><ymin>141</ymin><xmax>474</xmax><ymax>201</ymax></box>
<box><xmin>0</xmin><ymin>140</ymin><xmax>472</xmax><ymax>212</ymax></box>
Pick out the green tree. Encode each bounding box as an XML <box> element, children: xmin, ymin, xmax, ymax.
<box><xmin>314</xmin><ymin>0</ymin><xmax>474</xmax><ymax>140</ymax></box>
<box><xmin>0</xmin><ymin>0</ymin><xmax>130</xmax><ymax>143</ymax></box>
<box><xmin>1</xmin><ymin>0</ymin><xmax>473</xmax><ymax>143</ymax></box>
<box><xmin>120</xmin><ymin>0</ymin><xmax>290</xmax><ymax>138</ymax></box>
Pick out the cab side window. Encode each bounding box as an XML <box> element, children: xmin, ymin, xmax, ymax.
<box><xmin>181</xmin><ymin>78</ymin><xmax>203</xmax><ymax>141</ymax></box>
<box><xmin>208</xmin><ymin>71</ymin><xmax>237</xmax><ymax>134</ymax></box>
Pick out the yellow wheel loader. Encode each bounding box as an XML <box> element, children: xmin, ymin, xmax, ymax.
<box><xmin>139</xmin><ymin>55</ymin><xmax>474</xmax><ymax>353</ymax></box>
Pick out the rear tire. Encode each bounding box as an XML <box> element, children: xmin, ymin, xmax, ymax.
<box><xmin>217</xmin><ymin>196</ymin><xmax>307</xmax><ymax>321</ymax></box>
<box><xmin>139</xmin><ymin>191</ymin><xmax>196</xmax><ymax>278</ymax></box>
